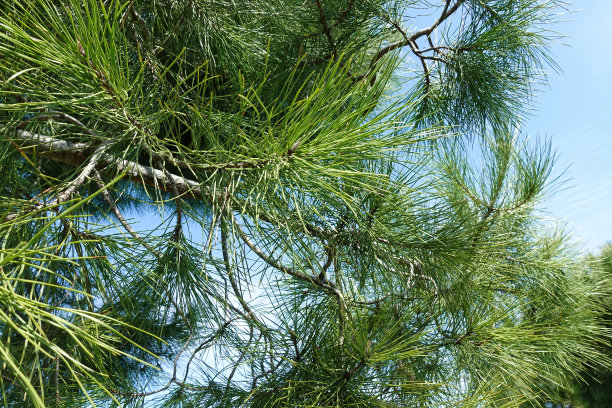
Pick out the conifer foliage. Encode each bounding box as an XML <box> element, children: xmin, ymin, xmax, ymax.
<box><xmin>0</xmin><ymin>1</ymin><xmax>607</xmax><ymax>407</ymax></box>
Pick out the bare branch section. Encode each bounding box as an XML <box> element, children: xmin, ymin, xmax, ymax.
<box><xmin>12</xmin><ymin>130</ymin><xmax>205</xmax><ymax>200</ymax></box>
<box><xmin>12</xmin><ymin>127</ymin><xmax>301</xmax><ymax>183</ymax></box>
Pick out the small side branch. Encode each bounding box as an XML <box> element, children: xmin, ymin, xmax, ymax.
<box><xmin>93</xmin><ymin>170</ymin><xmax>162</xmax><ymax>257</ymax></box>
<box><xmin>368</xmin><ymin>0</ymin><xmax>465</xmax><ymax>69</ymax></box>
<box><xmin>17</xmin><ymin>112</ymin><xmax>95</xmax><ymax>136</ymax></box>
<box><xmin>3</xmin><ymin>141</ymin><xmax>107</xmax><ymax>221</ymax></box>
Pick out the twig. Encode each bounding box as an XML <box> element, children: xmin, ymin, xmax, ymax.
<box><xmin>344</xmin><ymin>358</ymin><xmax>366</xmax><ymax>381</ymax></box>
<box><xmin>220</xmin><ymin>220</ymin><xmax>263</xmax><ymax>325</ymax></box>
<box><xmin>17</xmin><ymin>112</ymin><xmax>95</xmax><ymax>136</ymax></box>
<box><xmin>368</xmin><ymin>0</ymin><xmax>465</xmax><ymax>68</ymax></box>
<box><xmin>93</xmin><ymin>170</ymin><xmax>162</xmax><ymax>257</ymax></box>
<box><xmin>54</xmin><ymin>356</ymin><xmax>60</xmax><ymax>406</ymax></box>
<box><xmin>231</xmin><ymin>215</ymin><xmax>338</xmax><ymax>294</ymax></box>
<box><xmin>182</xmin><ymin>320</ymin><xmax>233</xmax><ymax>384</ymax></box>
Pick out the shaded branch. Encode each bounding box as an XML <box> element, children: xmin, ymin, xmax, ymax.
<box><xmin>333</xmin><ymin>0</ymin><xmax>355</xmax><ymax>28</ymax></box>
<box><xmin>315</xmin><ymin>0</ymin><xmax>337</xmax><ymax>56</ymax></box>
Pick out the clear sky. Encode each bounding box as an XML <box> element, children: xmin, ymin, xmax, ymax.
<box><xmin>524</xmin><ymin>2</ymin><xmax>612</xmax><ymax>252</ymax></box>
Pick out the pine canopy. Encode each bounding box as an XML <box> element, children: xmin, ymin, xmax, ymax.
<box><xmin>0</xmin><ymin>1</ymin><xmax>608</xmax><ymax>407</ymax></box>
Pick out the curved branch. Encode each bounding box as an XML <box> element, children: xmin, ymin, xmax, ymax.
<box><xmin>230</xmin><ymin>214</ymin><xmax>338</xmax><ymax>295</ymax></box>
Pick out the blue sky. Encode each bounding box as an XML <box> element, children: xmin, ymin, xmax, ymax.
<box><xmin>523</xmin><ymin>3</ymin><xmax>612</xmax><ymax>252</ymax></box>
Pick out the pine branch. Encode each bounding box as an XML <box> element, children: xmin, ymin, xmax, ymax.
<box><xmin>11</xmin><ymin>130</ymin><xmax>206</xmax><ymax>200</ymax></box>
<box><xmin>3</xmin><ymin>140</ymin><xmax>108</xmax><ymax>221</ymax></box>
<box><xmin>370</xmin><ymin>0</ymin><xmax>466</xmax><ymax>67</ymax></box>
<box><xmin>230</xmin><ymin>214</ymin><xmax>340</xmax><ymax>296</ymax></box>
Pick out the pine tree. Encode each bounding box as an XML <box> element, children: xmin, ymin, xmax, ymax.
<box><xmin>0</xmin><ymin>1</ymin><xmax>608</xmax><ymax>407</ymax></box>
<box><xmin>570</xmin><ymin>244</ymin><xmax>612</xmax><ymax>408</ymax></box>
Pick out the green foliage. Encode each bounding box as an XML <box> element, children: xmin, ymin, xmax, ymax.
<box><xmin>0</xmin><ymin>0</ymin><xmax>607</xmax><ymax>407</ymax></box>
<box><xmin>572</xmin><ymin>244</ymin><xmax>612</xmax><ymax>408</ymax></box>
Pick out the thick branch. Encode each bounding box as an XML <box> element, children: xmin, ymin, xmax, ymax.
<box><xmin>11</xmin><ymin>130</ymin><xmax>301</xmax><ymax>200</ymax></box>
<box><xmin>12</xmin><ymin>130</ymin><xmax>205</xmax><ymax>200</ymax></box>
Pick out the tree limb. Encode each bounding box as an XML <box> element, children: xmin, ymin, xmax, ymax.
<box><xmin>11</xmin><ymin>130</ymin><xmax>205</xmax><ymax>200</ymax></box>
